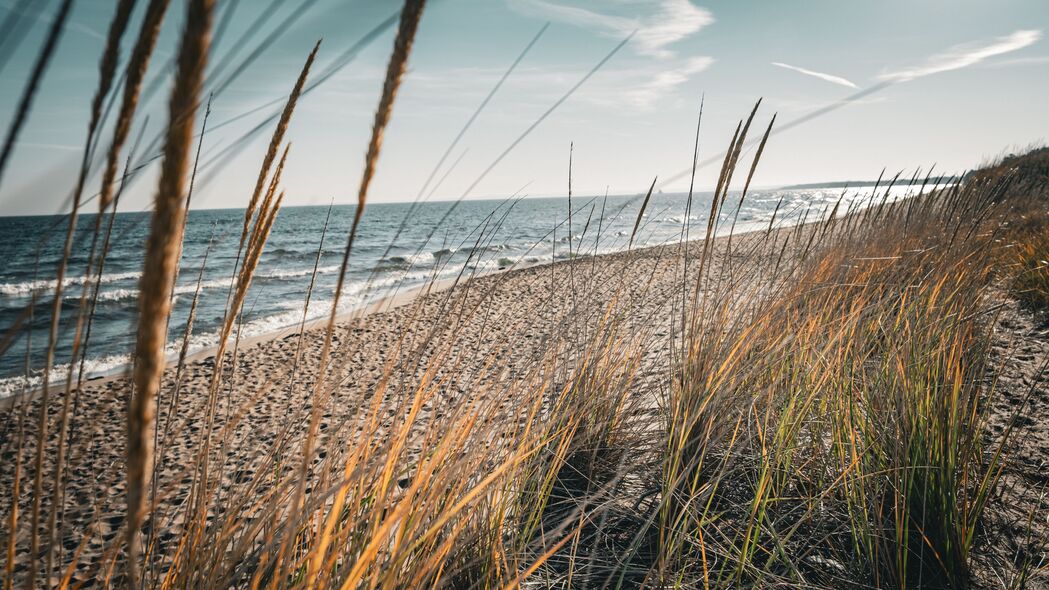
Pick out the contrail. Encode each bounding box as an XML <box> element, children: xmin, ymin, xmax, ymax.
<box><xmin>771</xmin><ymin>61</ymin><xmax>858</xmax><ymax>89</ymax></box>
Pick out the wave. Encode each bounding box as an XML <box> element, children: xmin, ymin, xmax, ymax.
<box><xmin>0</xmin><ymin>270</ymin><xmax>456</xmax><ymax>398</ymax></box>
<box><xmin>34</xmin><ymin>277</ymin><xmax>235</xmax><ymax>304</ymax></box>
<box><xmin>555</xmin><ymin>235</ymin><xmax>583</xmax><ymax>243</ymax></box>
<box><xmin>554</xmin><ymin>251</ymin><xmax>592</xmax><ymax>261</ymax></box>
<box><xmin>78</xmin><ymin>277</ymin><xmax>234</xmax><ymax>303</ymax></box>
<box><xmin>0</xmin><ymin>271</ymin><xmax>141</xmax><ymax>298</ymax></box>
<box><xmin>177</xmin><ymin>277</ymin><xmax>235</xmax><ymax>294</ymax></box>
<box><xmin>660</xmin><ymin>215</ymin><xmax>702</xmax><ymax>224</ymax></box>
<box><xmin>0</xmin><ymin>353</ymin><xmax>136</xmax><ymax>398</ymax></box>
<box><xmin>258</xmin><ymin>264</ymin><xmax>341</xmax><ymax>280</ymax></box>
<box><xmin>96</xmin><ymin>288</ymin><xmax>139</xmax><ymax>302</ymax></box>
<box><xmin>378</xmin><ymin>252</ymin><xmax>435</xmax><ymax>268</ymax></box>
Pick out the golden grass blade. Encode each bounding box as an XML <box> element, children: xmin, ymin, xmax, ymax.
<box><xmin>163</xmin><ymin>244</ymin><xmax>211</xmax><ymax>449</ymax></box>
<box><xmin>322</xmin><ymin>0</ymin><xmax>427</xmax><ymax>378</ymax></box>
<box><xmin>98</xmin><ymin>0</ymin><xmax>173</xmax><ymax>213</ymax></box>
<box><xmin>739</xmin><ymin>114</ymin><xmax>775</xmax><ymax>203</ymax></box>
<box><xmin>169</xmin><ymin>92</ymin><xmax>213</xmax><ymax>300</ymax></box>
<box><xmin>237</xmin><ymin>41</ymin><xmax>320</xmax><ymax>258</ymax></box>
<box><xmin>291</xmin><ymin>201</ymin><xmax>334</xmax><ymax>374</ymax></box>
<box><xmin>72</xmin><ymin>0</ymin><xmax>138</xmax><ymax>207</ymax></box>
<box><xmin>210</xmin><ymin>42</ymin><xmax>318</xmax><ymax>398</ymax></box>
<box><xmin>0</xmin><ymin>0</ymin><xmax>74</xmax><ymax>187</ymax></box>
<box><xmin>183</xmin><ymin>51</ymin><xmax>317</xmax><ymax>574</ymax></box>
<box><xmin>3</xmin><ymin>398</ymin><xmax>27</xmax><ymax>590</ymax></box>
<box><xmin>629</xmin><ymin>176</ymin><xmax>658</xmax><ymax>249</ymax></box>
<box><xmin>244</xmin><ymin>144</ymin><xmax>290</xmax><ymax>265</ymax></box>
<box><xmin>126</xmin><ymin>0</ymin><xmax>214</xmax><ymax>585</ymax></box>
<box><xmin>24</xmin><ymin>0</ymin><xmax>135</xmax><ymax>580</ymax></box>
<box><xmin>39</xmin><ymin>0</ymin><xmax>139</xmax><ymax>579</ymax></box>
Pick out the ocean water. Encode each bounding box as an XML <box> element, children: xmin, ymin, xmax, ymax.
<box><xmin>0</xmin><ymin>185</ymin><xmax>933</xmax><ymax>396</ymax></box>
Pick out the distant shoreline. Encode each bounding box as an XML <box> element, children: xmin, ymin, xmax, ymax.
<box><xmin>777</xmin><ymin>178</ymin><xmax>960</xmax><ymax>190</ymax></box>
<box><xmin>0</xmin><ymin>181</ymin><xmax>951</xmax><ymax>218</ymax></box>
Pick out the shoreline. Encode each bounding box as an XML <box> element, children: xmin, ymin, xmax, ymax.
<box><xmin>0</xmin><ymin>275</ymin><xmax>460</xmax><ymax>410</ymax></box>
<box><xmin>0</xmin><ymin>213</ymin><xmax>840</xmax><ymax>408</ymax></box>
<box><xmin>0</xmin><ymin>209</ymin><xmax>816</xmax><ymax>585</ymax></box>
<box><xmin>0</xmin><ymin>258</ymin><xmax>548</xmax><ymax>409</ymax></box>
<box><xmin>1</xmin><ymin>187</ymin><xmax>947</xmax><ymax>407</ymax></box>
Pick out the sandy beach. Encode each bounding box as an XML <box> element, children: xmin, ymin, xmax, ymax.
<box><xmin>2</xmin><ymin>207</ymin><xmax>1046</xmax><ymax>587</ymax></box>
<box><xmin>0</xmin><ymin>227</ymin><xmax>778</xmax><ymax>584</ymax></box>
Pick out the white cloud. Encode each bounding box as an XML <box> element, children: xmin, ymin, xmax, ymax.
<box><xmin>507</xmin><ymin>0</ymin><xmax>713</xmax><ymax>59</ymax></box>
<box><xmin>879</xmin><ymin>29</ymin><xmax>1042</xmax><ymax>82</ymax></box>
<box><xmin>625</xmin><ymin>55</ymin><xmax>713</xmax><ymax>108</ymax></box>
<box><xmin>771</xmin><ymin>62</ymin><xmax>858</xmax><ymax>89</ymax></box>
<box><xmin>505</xmin><ymin>0</ymin><xmax>714</xmax><ymax>108</ymax></box>
<box><xmin>633</xmin><ymin>0</ymin><xmax>714</xmax><ymax>59</ymax></box>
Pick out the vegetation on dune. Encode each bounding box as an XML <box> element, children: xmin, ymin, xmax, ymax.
<box><xmin>996</xmin><ymin>150</ymin><xmax>1049</xmax><ymax>313</ymax></box>
<box><xmin>1</xmin><ymin>1</ymin><xmax>1048</xmax><ymax>588</ymax></box>
<box><xmin>1011</xmin><ymin>234</ymin><xmax>1049</xmax><ymax>311</ymax></box>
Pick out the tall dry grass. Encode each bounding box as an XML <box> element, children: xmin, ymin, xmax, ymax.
<box><xmin>127</xmin><ymin>0</ymin><xmax>214</xmax><ymax>585</ymax></box>
<box><xmin>1</xmin><ymin>1</ymin><xmax>1048</xmax><ymax>588</ymax></box>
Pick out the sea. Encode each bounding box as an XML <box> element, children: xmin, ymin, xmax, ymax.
<box><xmin>0</xmin><ymin>185</ymin><xmax>935</xmax><ymax>397</ymax></box>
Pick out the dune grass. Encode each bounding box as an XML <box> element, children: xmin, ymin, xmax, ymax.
<box><xmin>1</xmin><ymin>1</ymin><xmax>1048</xmax><ymax>588</ymax></box>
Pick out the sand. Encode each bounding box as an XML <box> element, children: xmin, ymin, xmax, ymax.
<box><xmin>973</xmin><ymin>296</ymin><xmax>1049</xmax><ymax>588</ymax></box>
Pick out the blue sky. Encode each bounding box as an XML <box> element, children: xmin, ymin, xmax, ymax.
<box><xmin>0</xmin><ymin>0</ymin><xmax>1046</xmax><ymax>215</ymax></box>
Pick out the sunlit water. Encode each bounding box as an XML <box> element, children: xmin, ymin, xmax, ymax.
<box><xmin>0</xmin><ymin>185</ymin><xmax>942</xmax><ymax>396</ymax></box>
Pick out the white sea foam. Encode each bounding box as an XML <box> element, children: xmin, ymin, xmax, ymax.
<box><xmin>96</xmin><ymin>288</ymin><xmax>139</xmax><ymax>302</ymax></box>
<box><xmin>0</xmin><ymin>270</ymin><xmax>446</xmax><ymax>398</ymax></box>
<box><xmin>0</xmin><ymin>271</ymin><xmax>141</xmax><ymax>298</ymax></box>
<box><xmin>259</xmin><ymin>264</ymin><xmax>341</xmax><ymax>280</ymax></box>
<box><xmin>382</xmin><ymin>252</ymin><xmax>435</xmax><ymax>267</ymax></box>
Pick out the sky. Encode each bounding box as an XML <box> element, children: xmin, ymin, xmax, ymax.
<box><xmin>0</xmin><ymin>0</ymin><xmax>1046</xmax><ymax>216</ymax></box>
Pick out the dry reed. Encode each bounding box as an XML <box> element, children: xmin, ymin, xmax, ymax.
<box><xmin>126</xmin><ymin>0</ymin><xmax>214</xmax><ymax>585</ymax></box>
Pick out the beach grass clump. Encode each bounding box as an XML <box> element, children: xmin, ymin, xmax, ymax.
<box><xmin>501</xmin><ymin>324</ymin><xmax>648</xmax><ymax>586</ymax></box>
<box><xmin>649</xmin><ymin>144</ymin><xmax>1046</xmax><ymax>588</ymax></box>
<box><xmin>797</xmin><ymin>223</ymin><xmax>998</xmax><ymax>589</ymax></box>
<box><xmin>1004</xmin><ymin>203</ymin><xmax>1049</xmax><ymax>311</ymax></box>
<box><xmin>1010</xmin><ymin>236</ymin><xmax>1049</xmax><ymax>310</ymax></box>
<box><xmin>982</xmin><ymin>146</ymin><xmax>1049</xmax><ymax>310</ymax></box>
